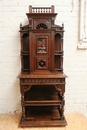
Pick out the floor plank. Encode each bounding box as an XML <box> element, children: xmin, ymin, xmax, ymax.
<box><xmin>0</xmin><ymin>114</ymin><xmax>87</xmax><ymax>130</ymax></box>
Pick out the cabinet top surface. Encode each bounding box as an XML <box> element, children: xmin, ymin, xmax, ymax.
<box><xmin>18</xmin><ymin>70</ymin><xmax>67</xmax><ymax>78</ymax></box>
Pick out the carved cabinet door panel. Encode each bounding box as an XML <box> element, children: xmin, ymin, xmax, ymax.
<box><xmin>29</xmin><ymin>32</ymin><xmax>54</xmax><ymax>73</ymax></box>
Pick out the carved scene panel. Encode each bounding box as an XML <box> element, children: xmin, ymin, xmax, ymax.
<box><xmin>36</xmin><ymin>37</ymin><xmax>48</xmax><ymax>54</ymax></box>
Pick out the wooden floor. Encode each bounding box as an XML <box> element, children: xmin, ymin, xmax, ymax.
<box><xmin>0</xmin><ymin>114</ymin><xmax>87</xmax><ymax>130</ymax></box>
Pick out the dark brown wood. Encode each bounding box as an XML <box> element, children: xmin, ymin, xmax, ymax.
<box><xmin>18</xmin><ymin>5</ymin><xmax>67</xmax><ymax>127</ymax></box>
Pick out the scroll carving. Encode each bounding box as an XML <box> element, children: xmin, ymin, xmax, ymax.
<box><xmin>54</xmin><ymin>85</ymin><xmax>62</xmax><ymax>92</ymax></box>
<box><xmin>24</xmin><ymin>85</ymin><xmax>31</xmax><ymax>93</ymax></box>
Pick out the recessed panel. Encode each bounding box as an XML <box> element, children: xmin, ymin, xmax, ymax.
<box><xmin>36</xmin><ymin>36</ymin><xmax>48</xmax><ymax>54</ymax></box>
<box><xmin>36</xmin><ymin>58</ymin><xmax>48</xmax><ymax>70</ymax></box>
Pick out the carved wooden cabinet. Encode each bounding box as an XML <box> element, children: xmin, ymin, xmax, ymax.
<box><xmin>18</xmin><ymin>5</ymin><xmax>67</xmax><ymax>127</ymax></box>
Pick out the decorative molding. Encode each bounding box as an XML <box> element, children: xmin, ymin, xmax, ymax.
<box><xmin>20</xmin><ymin>78</ymin><xmax>65</xmax><ymax>84</ymax></box>
<box><xmin>34</xmin><ymin>19</ymin><xmax>51</xmax><ymax>29</ymax></box>
<box><xmin>36</xmin><ymin>23</ymin><xmax>47</xmax><ymax>29</ymax></box>
<box><xmin>24</xmin><ymin>101</ymin><xmax>61</xmax><ymax>106</ymax></box>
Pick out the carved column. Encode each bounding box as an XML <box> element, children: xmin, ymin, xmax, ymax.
<box><xmin>21</xmin><ymin>94</ymin><xmax>25</xmax><ymax>120</ymax></box>
<box><xmin>60</xmin><ymin>92</ymin><xmax>64</xmax><ymax>119</ymax></box>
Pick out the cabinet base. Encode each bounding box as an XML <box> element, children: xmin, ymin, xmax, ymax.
<box><xmin>19</xmin><ymin>116</ymin><xmax>67</xmax><ymax>127</ymax></box>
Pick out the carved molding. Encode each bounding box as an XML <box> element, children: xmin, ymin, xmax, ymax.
<box><xmin>20</xmin><ymin>78</ymin><xmax>65</xmax><ymax>84</ymax></box>
<box><xmin>24</xmin><ymin>101</ymin><xmax>61</xmax><ymax>106</ymax></box>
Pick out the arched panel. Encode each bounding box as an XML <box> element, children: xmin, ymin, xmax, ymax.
<box><xmin>22</xmin><ymin>33</ymin><xmax>29</xmax><ymax>51</ymax></box>
<box><xmin>36</xmin><ymin>23</ymin><xmax>48</xmax><ymax>29</ymax></box>
<box><xmin>22</xmin><ymin>33</ymin><xmax>30</xmax><ymax>73</ymax></box>
<box><xmin>55</xmin><ymin>33</ymin><xmax>62</xmax><ymax>52</ymax></box>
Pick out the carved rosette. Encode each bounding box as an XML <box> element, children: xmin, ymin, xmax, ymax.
<box><xmin>38</xmin><ymin>60</ymin><xmax>46</xmax><ymax>69</ymax></box>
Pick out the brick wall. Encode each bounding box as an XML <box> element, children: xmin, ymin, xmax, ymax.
<box><xmin>0</xmin><ymin>0</ymin><xmax>87</xmax><ymax>116</ymax></box>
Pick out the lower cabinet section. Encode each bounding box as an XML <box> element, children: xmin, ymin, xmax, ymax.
<box><xmin>18</xmin><ymin>73</ymin><xmax>67</xmax><ymax>127</ymax></box>
<box><xmin>25</xmin><ymin>106</ymin><xmax>62</xmax><ymax>120</ymax></box>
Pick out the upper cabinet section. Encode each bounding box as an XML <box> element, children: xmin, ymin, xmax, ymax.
<box><xmin>19</xmin><ymin>5</ymin><xmax>65</xmax><ymax>74</ymax></box>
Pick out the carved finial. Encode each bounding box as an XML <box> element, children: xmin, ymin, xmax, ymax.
<box><xmin>20</xmin><ymin>22</ymin><xmax>22</xmax><ymax>27</ymax></box>
<box><xmin>51</xmin><ymin>5</ymin><xmax>54</xmax><ymax>13</ymax></box>
<box><xmin>29</xmin><ymin>5</ymin><xmax>32</xmax><ymax>13</ymax></box>
<box><xmin>62</xmin><ymin>22</ymin><xmax>64</xmax><ymax>28</ymax></box>
<box><xmin>52</xmin><ymin>5</ymin><xmax>54</xmax><ymax>8</ymax></box>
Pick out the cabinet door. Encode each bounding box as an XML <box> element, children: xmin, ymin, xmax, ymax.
<box><xmin>29</xmin><ymin>32</ymin><xmax>54</xmax><ymax>73</ymax></box>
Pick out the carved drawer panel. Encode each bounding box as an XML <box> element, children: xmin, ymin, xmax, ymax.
<box><xmin>20</xmin><ymin>78</ymin><xmax>65</xmax><ymax>85</ymax></box>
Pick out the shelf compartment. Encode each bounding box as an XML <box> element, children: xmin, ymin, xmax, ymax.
<box><xmin>54</xmin><ymin>55</ymin><xmax>63</xmax><ymax>72</ymax></box>
<box><xmin>55</xmin><ymin>33</ymin><xmax>63</xmax><ymax>52</ymax></box>
<box><xmin>25</xmin><ymin>106</ymin><xmax>61</xmax><ymax>121</ymax></box>
<box><xmin>20</xmin><ymin>106</ymin><xmax>67</xmax><ymax>127</ymax></box>
<box><xmin>23</xmin><ymin>85</ymin><xmax>61</xmax><ymax>106</ymax></box>
<box><xmin>21</xmin><ymin>56</ymin><xmax>30</xmax><ymax>73</ymax></box>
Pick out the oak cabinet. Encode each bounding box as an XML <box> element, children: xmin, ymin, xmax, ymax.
<box><xmin>18</xmin><ymin>5</ymin><xmax>67</xmax><ymax>127</ymax></box>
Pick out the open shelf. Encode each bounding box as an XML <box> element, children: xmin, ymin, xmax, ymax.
<box><xmin>23</xmin><ymin>85</ymin><xmax>61</xmax><ymax>106</ymax></box>
<box><xmin>25</xmin><ymin>106</ymin><xmax>61</xmax><ymax>121</ymax></box>
<box><xmin>20</xmin><ymin>106</ymin><xmax>67</xmax><ymax>127</ymax></box>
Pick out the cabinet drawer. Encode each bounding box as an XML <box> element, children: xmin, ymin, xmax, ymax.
<box><xmin>20</xmin><ymin>78</ymin><xmax>65</xmax><ymax>85</ymax></box>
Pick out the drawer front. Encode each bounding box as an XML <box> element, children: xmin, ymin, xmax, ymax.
<box><xmin>20</xmin><ymin>78</ymin><xmax>65</xmax><ymax>85</ymax></box>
